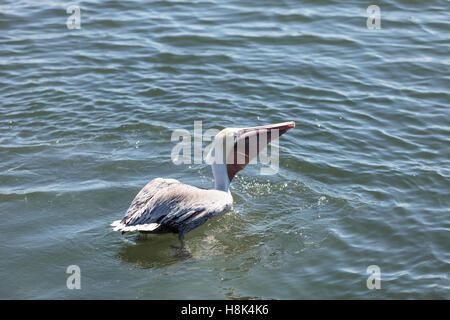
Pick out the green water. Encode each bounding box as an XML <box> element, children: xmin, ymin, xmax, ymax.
<box><xmin>0</xmin><ymin>0</ymin><xmax>449</xmax><ymax>299</ymax></box>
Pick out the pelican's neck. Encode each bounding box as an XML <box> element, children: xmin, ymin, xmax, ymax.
<box><xmin>212</xmin><ymin>163</ymin><xmax>230</xmax><ymax>192</ymax></box>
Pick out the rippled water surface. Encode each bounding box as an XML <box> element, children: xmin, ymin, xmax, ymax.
<box><xmin>0</xmin><ymin>0</ymin><xmax>449</xmax><ymax>299</ymax></box>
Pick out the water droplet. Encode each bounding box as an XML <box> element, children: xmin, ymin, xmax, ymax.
<box><xmin>318</xmin><ymin>195</ymin><xmax>327</xmax><ymax>205</ymax></box>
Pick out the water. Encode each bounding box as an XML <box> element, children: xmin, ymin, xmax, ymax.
<box><xmin>0</xmin><ymin>0</ymin><xmax>449</xmax><ymax>299</ymax></box>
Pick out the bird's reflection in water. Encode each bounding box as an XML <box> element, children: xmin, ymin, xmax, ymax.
<box><xmin>114</xmin><ymin>226</ymin><xmax>231</xmax><ymax>270</ymax></box>
<box><xmin>115</xmin><ymin>233</ymin><xmax>193</xmax><ymax>269</ymax></box>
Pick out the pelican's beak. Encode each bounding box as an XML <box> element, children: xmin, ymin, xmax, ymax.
<box><xmin>241</xmin><ymin>121</ymin><xmax>295</xmax><ymax>138</ymax></box>
<box><xmin>226</xmin><ymin>121</ymin><xmax>295</xmax><ymax>181</ymax></box>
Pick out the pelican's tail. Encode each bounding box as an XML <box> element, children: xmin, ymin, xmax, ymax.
<box><xmin>110</xmin><ymin>220</ymin><xmax>121</xmax><ymax>228</ymax></box>
<box><xmin>110</xmin><ymin>220</ymin><xmax>160</xmax><ymax>233</ymax></box>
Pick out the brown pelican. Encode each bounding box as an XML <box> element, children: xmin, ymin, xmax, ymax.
<box><xmin>111</xmin><ymin>121</ymin><xmax>295</xmax><ymax>246</ymax></box>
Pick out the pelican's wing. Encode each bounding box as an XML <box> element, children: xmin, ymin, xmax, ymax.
<box><xmin>110</xmin><ymin>178</ymin><xmax>232</xmax><ymax>234</ymax></box>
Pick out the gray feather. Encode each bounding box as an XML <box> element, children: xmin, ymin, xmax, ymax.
<box><xmin>111</xmin><ymin>178</ymin><xmax>232</xmax><ymax>235</ymax></box>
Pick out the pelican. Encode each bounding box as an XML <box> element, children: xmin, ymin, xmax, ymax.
<box><xmin>111</xmin><ymin>121</ymin><xmax>295</xmax><ymax>246</ymax></box>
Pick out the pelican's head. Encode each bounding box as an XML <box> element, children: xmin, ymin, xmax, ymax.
<box><xmin>206</xmin><ymin>121</ymin><xmax>295</xmax><ymax>190</ymax></box>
